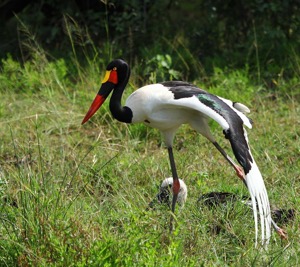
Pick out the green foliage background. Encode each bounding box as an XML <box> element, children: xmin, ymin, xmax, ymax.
<box><xmin>1</xmin><ymin>0</ymin><xmax>300</xmax><ymax>83</ymax></box>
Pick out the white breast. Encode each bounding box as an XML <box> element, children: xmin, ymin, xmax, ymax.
<box><xmin>125</xmin><ymin>84</ymin><xmax>190</xmax><ymax>129</ymax></box>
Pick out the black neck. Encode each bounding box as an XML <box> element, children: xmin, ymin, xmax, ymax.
<box><xmin>109</xmin><ymin>68</ymin><xmax>133</xmax><ymax>123</ymax></box>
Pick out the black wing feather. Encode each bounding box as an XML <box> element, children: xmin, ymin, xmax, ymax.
<box><xmin>161</xmin><ymin>81</ymin><xmax>253</xmax><ymax>173</ymax></box>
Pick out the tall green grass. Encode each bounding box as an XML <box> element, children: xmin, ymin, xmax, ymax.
<box><xmin>0</xmin><ymin>17</ymin><xmax>299</xmax><ymax>266</ymax></box>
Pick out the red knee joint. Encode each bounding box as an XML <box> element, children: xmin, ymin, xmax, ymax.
<box><xmin>172</xmin><ymin>179</ymin><xmax>180</xmax><ymax>195</ymax></box>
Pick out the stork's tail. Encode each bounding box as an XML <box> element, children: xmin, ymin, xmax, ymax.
<box><xmin>245</xmin><ymin>160</ymin><xmax>272</xmax><ymax>247</ymax></box>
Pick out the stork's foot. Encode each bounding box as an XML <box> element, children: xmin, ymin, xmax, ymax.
<box><xmin>276</xmin><ymin>227</ymin><xmax>288</xmax><ymax>240</ymax></box>
<box><xmin>235</xmin><ymin>165</ymin><xmax>245</xmax><ymax>180</ymax></box>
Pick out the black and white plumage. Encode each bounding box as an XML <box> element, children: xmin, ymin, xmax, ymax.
<box><xmin>82</xmin><ymin>59</ymin><xmax>271</xmax><ymax>246</ymax></box>
<box><xmin>148</xmin><ymin>177</ymin><xmax>188</xmax><ymax>209</ymax></box>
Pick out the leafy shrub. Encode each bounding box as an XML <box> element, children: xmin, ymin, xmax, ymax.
<box><xmin>0</xmin><ymin>55</ymin><xmax>68</xmax><ymax>94</ymax></box>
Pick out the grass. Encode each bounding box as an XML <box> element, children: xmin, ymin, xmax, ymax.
<box><xmin>0</xmin><ymin>50</ymin><xmax>299</xmax><ymax>266</ymax></box>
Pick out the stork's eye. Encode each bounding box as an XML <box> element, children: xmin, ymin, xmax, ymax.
<box><xmin>113</xmin><ymin>67</ymin><xmax>117</xmax><ymax>71</ymax></box>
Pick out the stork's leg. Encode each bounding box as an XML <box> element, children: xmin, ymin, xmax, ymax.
<box><xmin>271</xmin><ymin>219</ymin><xmax>288</xmax><ymax>239</ymax></box>
<box><xmin>167</xmin><ymin>147</ymin><xmax>180</xmax><ymax>213</ymax></box>
<box><xmin>210</xmin><ymin>139</ymin><xmax>287</xmax><ymax>240</ymax></box>
<box><xmin>167</xmin><ymin>146</ymin><xmax>180</xmax><ymax>231</ymax></box>
<box><xmin>189</xmin><ymin>120</ymin><xmax>244</xmax><ymax>179</ymax></box>
<box><xmin>212</xmin><ymin>141</ymin><xmax>245</xmax><ymax>180</ymax></box>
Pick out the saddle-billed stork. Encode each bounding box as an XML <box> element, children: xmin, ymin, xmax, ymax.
<box><xmin>82</xmin><ymin>59</ymin><xmax>272</xmax><ymax>246</ymax></box>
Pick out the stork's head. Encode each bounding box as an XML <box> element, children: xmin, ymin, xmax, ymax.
<box><xmin>81</xmin><ymin>59</ymin><xmax>130</xmax><ymax>124</ymax></box>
